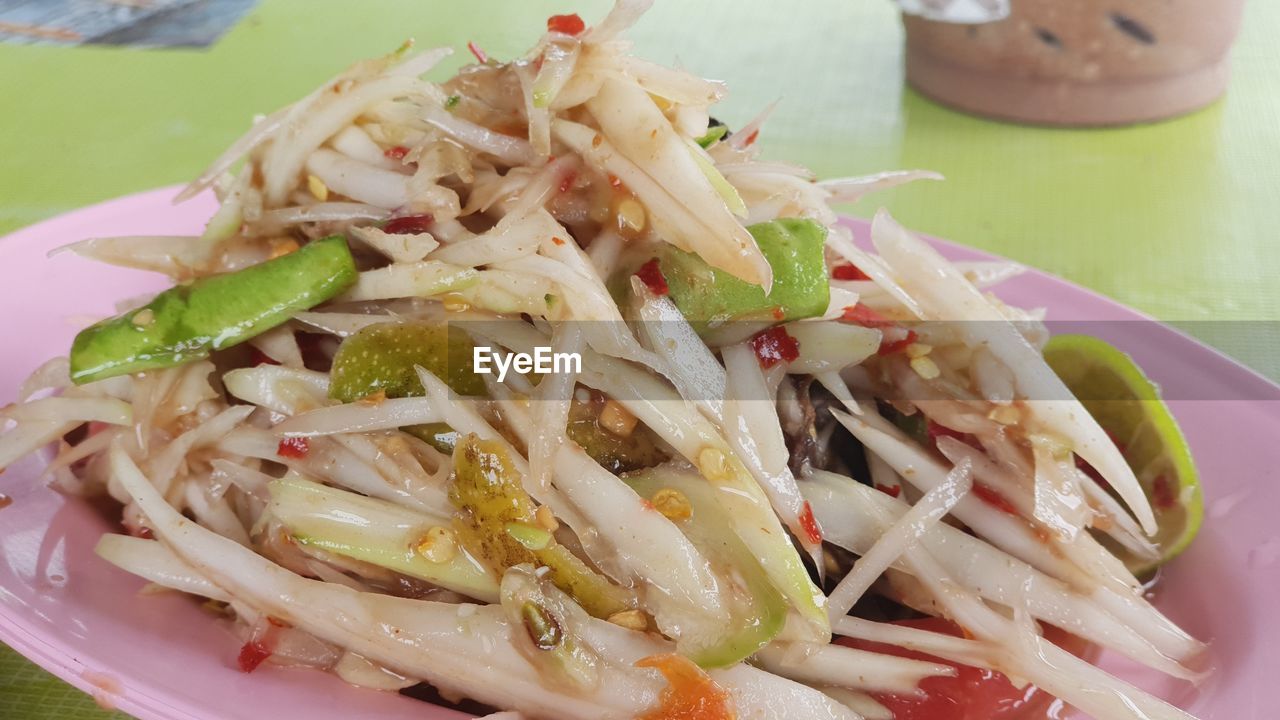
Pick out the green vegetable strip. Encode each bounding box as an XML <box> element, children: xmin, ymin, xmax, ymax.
<box><xmin>327</xmin><ymin>321</ymin><xmax>486</xmax><ymax>451</ymax></box>
<box><xmin>266</xmin><ymin>476</ymin><xmax>499</xmax><ymax>602</ymax></box>
<box><xmin>564</xmin><ymin>395</ymin><xmax>668</xmax><ymax>474</ymax></box>
<box><xmin>662</xmin><ymin>218</ymin><xmax>830</xmax><ymax>329</ymax></box>
<box><xmin>694</xmin><ymin>124</ymin><xmax>727</xmax><ymax>149</ymax></box>
<box><xmin>69</xmin><ymin>235</ymin><xmax>356</xmax><ymax>384</ymax></box>
<box><xmin>329</xmin><ymin>321</ymin><xmax>486</xmax><ymax>400</ymax></box>
<box><xmin>626</xmin><ymin>468</ymin><xmax>787</xmax><ymax>668</ymax></box>
<box><xmin>466</xmin><ymin>321</ymin><xmax>829</xmax><ymax>635</ymax></box>
<box><xmin>450</xmin><ymin>435</ymin><xmax>632</xmax><ymax>619</ymax></box>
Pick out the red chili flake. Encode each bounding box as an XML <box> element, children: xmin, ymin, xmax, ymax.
<box><xmin>608</xmin><ymin>174</ymin><xmax>623</xmax><ymax>189</ymax></box>
<box><xmin>277</xmin><ymin>437</ymin><xmax>310</xmax><ymax>459</ymax></box>
<box><xmin>237</xmin><ymin>641</ymin><xmax>272</xmax><ymax>673</ymax></box>
<box><xmin>839</xmin><ymin>303</ymin><xmax>894</xmax><ymax>329</ymax></box>
<box><xmin>926</xmin><ymin>420</ymin><xmax>962</xmax><ymax>443</ymax></box>
<box><xmin>878</xmin><ymin>329</ymin><xmax>918</xmax><ymax>356</ymax></box>
<box><xmin>744</xmin><ymin>129</ymin><xmax>760</xmax><ymax>146</ymax></box>
<box><xmin>551</xmin><ymin>236</ymin><xmax>566</xmax><ymax>246</ymax></box>
<box><xmin>841</xmin><ymin>303</ymin><xmax>918</xmax><ymax>354</ymax></box>
<box><xmin>926</xmin><ymin>420</ymin><xmax>977</xmax><ymax>447</ymax></box>
<box><xmin>640</xmin><ymin>499</ymin><xmax>655</xmax><ymax>512</ymax></box>
<box><xmin>831</xmin><ymin>263</ymin><xmax>870</xmax><ymax>281</ymax></box>
<box><xmin>634</xmin><ymin>258</ymin><xmax>669</xmax><ymax>296</ymax></box>
<box><xmin>750</xmin><ymin>326</ymin><xmax>800</xmax><ymax>369</ymax></box>
<box><xmin>798</xmin><ymin>501</ymin><xmax>823</xmax><ymax>545</ymax></box>
<box><xmin>771</xmin><ymin>307</ymin><xmax>785</xmax><ymax>321</ymax></box>
<box><xmin>972</xmin><ymin>483</ymin><xmax>1019</xmax><ymax>516</ymax></box>
<box><xmin>1152</xmin><ymin>475</ymin><xmax>1176</xmax><ymax>510</ymax></box>
<box><xmin>466</xmin><ymin>40</ymin><xmax>488</xmax><ymax>64</ymax></box>
<box><xmin>547</xmin><ymin>13</ymin><xmax>586</xmax><ymax>35</ymax></box>
<box><xmin>875</xmin><ymin>483</ymin><xmax>902</xmax><ymax>498</ymax></box>
<box><xmin>558</xmin><ymin>169</ymin><xmax>578</xmax><ymax>193</ymax></box>
<box><xmin>249</xmin><ymin>347</ymin><xmax>280</xmax><ymax>367</ymax></box>
<box><xmin>383</xmin><ymin>145</ymin><xmax>409</xmax><ymax>161</ymax></box>
<box><xmin>383</xmin><ymin>214</ymin><xmax>434</xmax><ymax>235</ymax></box>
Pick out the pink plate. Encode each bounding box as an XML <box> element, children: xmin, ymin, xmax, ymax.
<box><xmin>1</xmin><ymin>186</ymin><xmax>1277</xmax><ymax>720</ymax></box>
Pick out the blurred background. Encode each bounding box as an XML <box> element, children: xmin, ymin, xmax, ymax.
<box><xmin>1</xmin><ymin>1</ymin><xmax>1278</xmax><ymax>716</ymax></box>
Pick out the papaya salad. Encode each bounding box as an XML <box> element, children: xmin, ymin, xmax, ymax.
<box><xmin>0</xmin><ymin>2</ymin><xmax>1208</xmax><ymax>719</ymax></box>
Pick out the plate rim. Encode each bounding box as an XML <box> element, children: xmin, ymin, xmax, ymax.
<box><xmin>2</xmin><ymin>184</ymin><xmax>1277</xmax><ymax>720</ymax></box>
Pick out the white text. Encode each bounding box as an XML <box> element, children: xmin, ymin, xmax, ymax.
<box><xmin>473</xmin><ymin>346</ymin><xmax>582</xmax><ymax>382</ymax></box>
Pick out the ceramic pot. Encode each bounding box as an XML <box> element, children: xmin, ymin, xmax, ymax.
<box><xmin>903</xmin><ymin>0</ymin><xmax>1247</xmax><ymax>126</ymax></box>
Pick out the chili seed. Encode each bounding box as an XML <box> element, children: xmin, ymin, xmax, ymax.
<box><xmin>910</xmin><ymin>356</ymin><xmax>941</xmax><ymax>380</ymax></box>
<box><xmin>607</xmin><ymin>609</ymin><xmax>649</xmax><ymax>631</ymax></box>
<box><xmin>415</xmin><ymin>526</ymin><xmax>457</xmax><ymax>563</ymax></box>
<box><xmin>307</xmin><ymin>174</ymin><xmax>329</xmax><ymax>201</ymax></box>
<box><xmin>697</xmin><ymin>447</ymin><xmax>731</xmax><ymax>482</ymax></box>
<box><xmin>650</xmin><ymin>488</ymin><xmax>692</xmax><ymax>522</ymax></box>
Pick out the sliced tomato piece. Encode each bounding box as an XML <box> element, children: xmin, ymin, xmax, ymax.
<box><xmin>636</xmin><ymin>653</ymin><xmax>734</xmax><ymax>720</ymax></box>
<box><xmin>838</xmin><ymin>618</ymin><xmax>1060</xmax><ymax>720</ymax></box>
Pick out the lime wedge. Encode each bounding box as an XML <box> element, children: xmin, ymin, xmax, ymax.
<box><xmin>1043</xmin><ymin>334</ymin><xmax>1203</xmax><ymax>576</ymax></box>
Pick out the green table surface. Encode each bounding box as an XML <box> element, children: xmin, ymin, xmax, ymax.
<box><xmin>2</xmin><ymin>1</ymin><xmax>1279</xmax><ymax>717</ymax></box>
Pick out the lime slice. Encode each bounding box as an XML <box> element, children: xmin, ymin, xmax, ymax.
<box><xmin>1043</xmin><ymin>334</ymin><xmax>1203</xmax><ymax>576</ymax></box>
